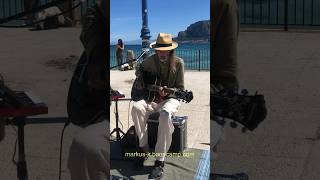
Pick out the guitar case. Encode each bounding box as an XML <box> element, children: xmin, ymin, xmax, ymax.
<box><xmin>67</xmin><ymin>52</ymin><xmax>106</xmax><ymax>127</ymax></box>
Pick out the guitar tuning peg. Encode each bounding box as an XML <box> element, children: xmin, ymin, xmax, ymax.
<box><xmin>230</xmin><ymin>121</ymin><xmax>238</xmax><ymax>128</ymax></box>
<box><xmin>221</xmin><ymin>118</ymin><xmax>226</xmax><ymax>126</ymax></box>
<box><xmin>241</xmin><ymin>127</ymin><xmax>247</xmax><ymax>133</ymax></box>
<box><xmin>215</xmin><ymin>117</ymin><xmax>226</xmax><ymax>126</ymax></box>
<box><xmin>241</xmin><ymin>89</ymin><xmax>249</xmax><ymax>95</ymax></box>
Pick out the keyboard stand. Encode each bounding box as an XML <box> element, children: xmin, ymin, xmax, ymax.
<box><xmin>10</xmin><ymin>117</ymin><xmax>28</xmax><ymax>180</ymax></box>
<box><xmin>110</xmin><ymin>99</ymin><xmax>125</xmax><ymax>142</ymax></box>
<box><xmin>0</xmin><ymin>89</ymin><xmax>49</xmax><ymax>180</ymax></box>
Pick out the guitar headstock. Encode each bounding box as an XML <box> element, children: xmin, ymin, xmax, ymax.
<box><xmin>174</xmin><ymin>90</ymin><xmax>193</xmax><ymax>103</ymax></box>
<box><xmin>212</xmin><ymin>89</ymin><xmax>267</xmax><ymax>131</ymax></box>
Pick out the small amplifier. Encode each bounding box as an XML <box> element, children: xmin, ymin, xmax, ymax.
<box><xmin>147</xmin><ymin>114</ymin><xmax>188</xmax><ymax>153</ymax></box>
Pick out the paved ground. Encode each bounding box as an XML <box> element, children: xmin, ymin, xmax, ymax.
<box><xmin>0</xmin><ymin>27</ymin><xmax>83</xmax><ymax>180</ymax></box>
<box><xmin>215</xmin><ymin>31</ymin><xmax>320</xmax><ymax>180</ymax></box>
<box><xmin>0</xmin><ymin>27</ymin><xmax>320</xmax><ymax>180</ymax></box>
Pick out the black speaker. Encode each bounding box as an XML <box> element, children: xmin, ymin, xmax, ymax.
<box><xmin>147</xmin><ymin>114</ymin><xmax>188</xmax><ymax>153</ymax></box>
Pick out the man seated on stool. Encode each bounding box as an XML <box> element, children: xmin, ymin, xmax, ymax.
<box><xmin>131</xmin><ymin>33</ymin><xmax>185</xmax><ymax>180</ymax></box>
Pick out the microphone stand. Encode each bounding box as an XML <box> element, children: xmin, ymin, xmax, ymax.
<box><xmin>109</xmin><ymin>49</ymin><xmax>149</xmax><ymax>70</ymax></box>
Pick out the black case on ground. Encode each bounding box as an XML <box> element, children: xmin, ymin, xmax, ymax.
<box><xmin>147</xmin><ymin>114</ymin><xmax>188</xmax><ymax>153</ymax></box>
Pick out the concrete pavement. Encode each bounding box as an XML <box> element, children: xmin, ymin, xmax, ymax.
<box><xmin>215</xmin><ymin>31</ymin><xmax>320</xmax><ymax>180</ymax></box>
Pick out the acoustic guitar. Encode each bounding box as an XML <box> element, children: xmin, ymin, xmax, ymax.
<box><xmin>132</xmin><ymin>71</ymin><xmax>193</xmax><ymax>103</ymax></box>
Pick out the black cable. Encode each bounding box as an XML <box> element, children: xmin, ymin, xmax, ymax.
<box><xmin>9</xmin><ymin>119</ymin><xmax>18</xmax><ymax>165</ymax></box>
<box><xmin>58</xmin><ymin>122</ymin><xmax>69</xmax><ymax>180</ymax></box>
<box><xmin>0</xmin><ymin>1</ymin><xmax>83</xmax><ymax>28</ymax></box>
<box><xmin>127</xmin><ymin>100</ymin><xmax>132</xmax><ymax>130</ymax></box>
<box><xmin>11</xmin><ymin>137</ymin><xmax>18</xmax><ymax>165</ymax></box>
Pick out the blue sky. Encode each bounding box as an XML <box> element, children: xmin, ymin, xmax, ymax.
<box><xmin>110</xmin><ymin>0</ymin><xmax>210</xmax><ymax>43</ymax></box>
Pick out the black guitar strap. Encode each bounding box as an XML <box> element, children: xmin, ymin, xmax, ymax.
<box><xmin>154</xmin><ymin>57</ymin><xmax>161</xmax><ymax>85</ymax></box>
<box><xmin>165</xmin><ymin>60</ymin><xmax>171</xmax><ymax>86</ymax></box>
<box><xmin>154</xmin><ymin>56</ymin><xmax>171</xmax><ymax>87</ymax></box>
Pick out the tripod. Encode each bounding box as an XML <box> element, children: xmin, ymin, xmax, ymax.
<box><xmin>110</xmin><ymin>97</ymin><xmax>125</xmax><ymax>142</ymax></box>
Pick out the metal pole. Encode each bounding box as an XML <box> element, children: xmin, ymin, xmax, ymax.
<box><xmin>284</xmin><ymin>0</ymin><xmax>288</xmax><ymax>31</ymax></box>
<box><xmin>198</xmin><ymin>50</ymin><xmax>201</xmax><ymax>71</ymax></box>
<box><xmin>16</xmin><ymin>118</ymin><xmax>28</xmax><ymax>180</ymax></box>
<box><xmin>140</xmin><ymin>0</ymin><xmax>151</xmax><ymax>52</ymax></box>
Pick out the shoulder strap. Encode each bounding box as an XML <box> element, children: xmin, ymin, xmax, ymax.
<box><xmin>78</xmin><ymin>52</ymin><xmax>90</xmax><ymax>82</ymax></box>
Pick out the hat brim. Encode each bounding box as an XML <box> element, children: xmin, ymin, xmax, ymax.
<box><xmin>149</xmin><ymin>41</ymin><xmax>178</xmax><ymax>51</ymax></box>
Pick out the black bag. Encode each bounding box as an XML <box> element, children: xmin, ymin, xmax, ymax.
<box><xmin>119</xmin><ymin>126</ymin><xmax>139</xmax><ymax>160</ymax></box>
<box><xmin>120</xmin><ymin>126</ymin><xmax>138</xmax><ymax>150</ymax></box>
<box><xmin>43</xmin><ymin>16</ymin><xmax>60</xmax><ymax>29</ymax></box>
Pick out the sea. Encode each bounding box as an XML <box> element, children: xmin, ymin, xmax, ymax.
<box><xmin>110</xmin><ymin>43</ymin><xmax>210</xmax><ymax>71</ymax></box>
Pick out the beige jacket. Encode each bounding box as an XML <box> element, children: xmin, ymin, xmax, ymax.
<box><xmin>137</xmin><ymin>54</ymin><xmax>185</xmax><ymax>90</ymax></box>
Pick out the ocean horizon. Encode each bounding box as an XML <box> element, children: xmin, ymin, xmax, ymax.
<box><xmin>110</xmin><ymin>43</ymin><xmax>210</xmax><ymax>71</ymax></box>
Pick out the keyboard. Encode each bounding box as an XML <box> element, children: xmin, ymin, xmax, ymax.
<box><xmin>0</xmin><ymin>85</ymin><xmax>48</xmax><ymax>117</ymax></box>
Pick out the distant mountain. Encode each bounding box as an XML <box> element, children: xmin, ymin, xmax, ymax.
<box><xmin>110</xmin><ymin>20</ymin><xmax>210</xmax><ymax>45</ymax></box>
<box><xmin>174</xmin><ymin>20</ymin><xmax>210</xmax><ymax>44</ymax></box>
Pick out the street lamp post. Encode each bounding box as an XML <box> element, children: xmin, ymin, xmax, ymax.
<box><xmin>140</xmin><ymin>0</ymin><xmax>151</xmax><ymax>52</ymax></box>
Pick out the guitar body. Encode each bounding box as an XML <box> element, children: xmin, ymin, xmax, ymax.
<box><xmin>143</xmin><ymin>72</ymin><xmax>162</xmax><ymax>103</ymax></box>
<box><xmin>131</xmin><ymin>71</ymin><xmax>194</xmax><ymax>103</ymax></box>
<box><xmin>131</xmin><ymin>71</ymin><xmax>162</xmax><ymax>102</ymax></box>
<box><xmin>130</xmin><ymin>66</ymin><xmax>150</xmax><ymax>102</ymax></box>
<box><xmin>130</xmin><ymin>78</ymin><xmax>145</xmax><ymax>101</ymax></box>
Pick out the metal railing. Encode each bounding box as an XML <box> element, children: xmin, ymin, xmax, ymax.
<box><xmin>110</xmin><ymin>49</ymin><xmax>210</xmax><ymax>71</ymax></box>
<box><xmin>0</xmin><ymin>0</ymin><xmax>96</xmax><ymax>22</ymax></box>
<box><xmin>239</xmin><ymin>0</ymin><xmax>320</xmax><ymax>28</ymax></box>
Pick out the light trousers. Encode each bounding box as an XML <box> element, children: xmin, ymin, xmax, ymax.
<box><xmin>131</xmin><ymin>98</ymin><xmax>181</xmax><ymax>161</ymax></box>
<box><xmin>68</xmin><ymin>120</ymin><xmax>109</xmax><ymax>180</ymax></box>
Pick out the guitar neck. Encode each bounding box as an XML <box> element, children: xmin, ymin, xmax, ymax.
<box><xmin>146</xmin><ymin>85</ymin><xmax>175</xmax><ymax>94</ymax></box>
<box><xmin>163</xmin><ymin>87</ymin><xmax>175</xmax><ymax>94</ymax></box>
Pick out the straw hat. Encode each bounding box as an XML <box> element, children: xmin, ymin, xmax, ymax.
<box><xmin>150</xmin><ymin>33</ymin><xmax>178</xmax><ymax>51</ymax></box>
